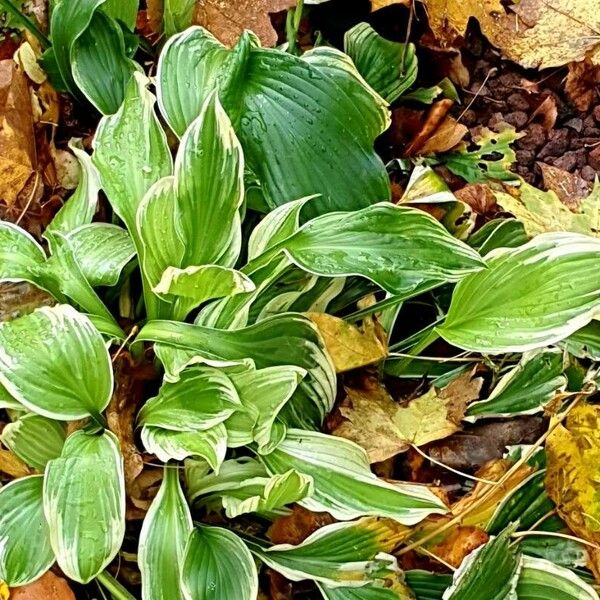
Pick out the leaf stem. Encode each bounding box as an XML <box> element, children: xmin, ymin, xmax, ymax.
<box><xmin>388</xmin><ymin>327</ymin><xmax>441</xmax><ymax>374</ymax></box>
<box><xmin>96</xmin><ymin>570</ymin><xmax>137</xmax><ymax>600</ymax></box>
<box><xmin>0</xmin><ymin>0</ymin><xmax>51</xmax><ymax>49</ymax></box>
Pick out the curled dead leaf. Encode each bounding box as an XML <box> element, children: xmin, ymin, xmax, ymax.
<box><xmin>0</xmin><ymin>448</ymin><xmax>31</xmax><ymax>478</ymax></box>
<box><xmin>430</xmin><ymin>525</ymin><xmax>489</xmax><ymax>567</ymax></box>
<box><xmin>455</xmin><ymin>183</ymin><xmax>497</xmax><ymax>215</ymax></box>
<box><xmin>565</xmin><ymin>59</ymin><xmax>600</xmax><ymax>112</ymax></box>
<box><xmin>529</xmin><ymin>95</ymin><xmax>557</xmax><ymax>131</ymax></box>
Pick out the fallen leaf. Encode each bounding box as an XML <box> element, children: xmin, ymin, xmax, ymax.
<box><xmin>430</xmin><ymin>525</ymin><xmax>489</xmax><ymax>567</ymax></box>
<box><xmin>307</xmin><ymin>312</ymin><xmax>387</xmax><ymax>373</ymax></box>
<box><xmin>0</xmin><ymin>581</ymin><xmax>7</xmax><ymax>600</ymax></box>
<box><xmin>127</xmin><ymin>468</ymin><xmax>163</xmax><ymax>519</ymax></box>
<box><xmin>9</xmin><ymin>571</ymin><xmax>75</xmax><ymax>600</ymax></box>
<box><xmin>49</xmin><ymin>143</ymin><xmax>79</xmax><ymax>191</ymax></box>
<box><xmin>193</xmin><ymin>0</ymin><xmax>296</xmax><ymax>48</ymax></box>
<box><xmin>417</xmin><ymin>115</ymin><xmax>468</xmax><ymax>156</ymax></box>
<box><xmin>529</xmin><ymin>95</ymin><xmax>557</xmax><ymax>131</ymax></box>
<box><xmin>496</xmin><ymin>179</ymin><xmax>600</xmax><ymax>237</ymax></box>
<box><xmin>424</xmin><ymin>0</ymin><xmax>600</xmax><ymax>69</ymax></box>
<box><xmin>565</xmin><ymin>59</ymin><xmax>600</xmax><ymax>112</ymax></box>
<box><xmin>0</xmin><ymin>282</ymin><xmax>55</xmax><ymax>322</ymax></box>
<box><xmin>371</xmin><ymin>0</ymin><xmax>411</xmax><ymax>10</ymax></box>
<box><xmin>0</xmin><ymin>448</ymin><xmax>31</xmax><ymax>478</ymax></box>
<box><xmin>267</xmin><ymin>504</ymin><xmax>336</xmax><ymax>545</ymax></box>
<box><xmin>13</xmin><ymin>42</ymin><xmax>46</xmax><ymax>85</ymax></box>
<box><xmin>546</xmin><ymin>403</ymin><xmax>600</xmax><ymax>544</ymax></box>
<box><xmin>0</xmin><ymin>60</ymin><xmax>37</xmax><ymax>206</ymax></box>
<box><xmin>455</xmin><ymin>183</ymin><xmax>497</xmax><ymax>215</ymax></box>
<box><xmin>332</xmin><ymin>371</ymin><xmax>482</xmax><ymax>463</ymax></box>
<box><xmin>539</xmin><ymin>164</ymin><xmax>590</xmax><ymax>208</ymax></box>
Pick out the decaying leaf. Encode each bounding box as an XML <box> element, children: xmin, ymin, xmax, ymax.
<box><xmin>539</xmin><ymin>164</ymin><xmax>590</xmax><ymax>208</ymax></box>
<box><xmin>0</xmin><ymin>60</ymin><xmax>36</xmax><ymax>206</ymax></box>
<box><xmin>565</xmin><ymin>59</ymin><xmax>600</xmax><ymax>112</ymax></box>
<box><xmin>0</xmin><ymin>448</ymin><xmax>31</xmax><ymax>478</ymax></box>
<box><xmin>267</xmin><ymin>505</ymin><xmax>336</xmax><ymax>545</ymax></box>
<box><xmin>430</xmin><ymin>525</ymin><xmax>489</xmax><ymax>567</ymax></box>
<box><xmin>546</xmin><ymin>403</ymin><xmax>600</xmax><ymax>545</ymax></box>
<box><xmin>371</xmin><ymin>0</ymin><xmax>411</xmax><ymax>10</ymax></box>
<box><xmin>307</xmin><ymin>312</ymin><xmax>387</xmax><ymax>373</ymax></box>
<box><xmin>424</xmin><ymin>0</ymin><xmax>600</xmax><ymax>68</ymax></box>
<box><xmin>0</xmin><ymin>282</ymin><xmax>55</xmax><ymax>322</ymax></box>
<box><xmin>13</xmin><ymin>42</ymin><xmax>46</xmax><ymax>85</ymax></box>
<box><xmin>332</xmin><ymin>371</ymin><xmax>482</xmax><ymax>463</ymax></box>
<box><xmin>496</xmin><ymin>179</ymin><xmax>600</xmax><ymax>237</ymax></box>
<box><xmin>9</xmin><ymin>571</ymin><xmax>75</xmax><ymax>600</ymax></box>
<box><xmin>193</xmin><ymin>0</ymin><xmax>296</xmax><ymax>48</ymax></box>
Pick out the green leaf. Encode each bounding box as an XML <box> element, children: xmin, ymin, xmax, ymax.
<box><xmin>247</xmin><ymin>203</ymin><xmax>485</xmax><ymax>295</ymax></box>
<box><xmin>437</xmin><ymin>233</ymin><xmax>600</xmax><ymax>352</ymax></box>
<box><xmin>140</xmin><ymin>424</ymin><xmax>227</xmax><ymax>469</ymax></box>
<box><xmin>139</xmin><ymin>465</ymin><xmax>193</xmax><ymax>600</ymax></box>
<box><xmin>318</xmin><ymin>580</ymin><xmax>413</xmax><ymax>600</ymax></box>
<box><xmin>259</xmin><ymin>429</ymin><xmax>447</xmax><ymax>524</ymax></box>
<box><xmin>137</xmin><ymin>313</ymin><xmax>336</xmax><ymax>429</ymax></box>
<box><xmin>71</xmin><ymin>11</ymin><xmax>139</xmax><ymax>114</ymax></box>
<box><xmin>442</xmin><ymin>525</ymin><xmax>520</xmax><ymax>600</ymax></box>
<box><xmin>467</xmin><ymin>218</ymin><xmax>529</xmax><ymax>255</ymax></box>
<box><xmin>137</xmin><ymin>367</ymin><xmax>242</xmax><ymax>432</ymax></box>
<box><xmin>246</xmin><ymin>517</ymin><xmax>404</xmax><ymax>587</ymax></box>
<box><xmin>157</xmin><ymin>27</ymin><xmax>391</xmax><ymax>217</ymax></box>
<box><xmin>43</xmin><ymin>141</ymin><xmax>100</xmax><ymax>249</ymax></box>
<box><xmin>520</xmin><ymin>536</ymin><xmax>588</xmax><ymax>569</ymax></box>
<box><xmin>517</xmin><ymin>556</ymin><xmax>599</xmax><ymax>600</ymax></box>
<box><xmin>102</xmin><ymin>0</ymin><xmax>138</xmax><ymax>29</ymax></box>
<box><xmin>44</xmin><ymin>430</ymin><xmax>125</xmax><ymax>583</ymax></box>
<box><xmin>181</xmin><ymin>526</ymin><xmax>258</xmax><ymax>600</ymax></box>
<box><xmin>1</xmin><ymin>413</ymin><xmax>66</xmax><ymax>470</ymax></box>
<box><xmin>0</xmin><ymin>475</ymin><xmax>54</xmax><ymax>586</ymax></box>
<box><xmin>563</xmin><ymin>321</ymin><xmax>600</xmax><ymax>360</ymax></box>
<box><xmin>163</xmin><ymin>0</ymin><xmax>196</xmax><ymax>37</ymax></box>
<box><xmin>0</xmin><ymin>221</ymin><xmax>46</xmax><ymax>284</ymax></box>
<box><xmin>225</xmin><ymin>365</ymin><xmax>305</xmax><ymax>452</ymax></box>
<box><xmin>405</xmin><ymin>570</ymin><xmax>452</xmax><ymax>600</ymax></box>
<box><xmin>344</xmin><ymin>22</ymin><xmax>417</xmax><ymax>103</ymax></box>
<box><xmin>466</xmin><ymin>349</ymin><xmax>566</xmax><ymax>420</ymax></box>
<box><xmin>0</xmin><ymin>305</ymin><xmax>113</xmax><ymax>420</ymax></box>
<box><xmin>65</xmin><ymin>223</ymin><xmax>136</xmax><ymax>287</ymax></box>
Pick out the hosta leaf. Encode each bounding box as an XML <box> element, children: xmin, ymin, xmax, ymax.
<box><xmin>0</xmin><ymin>476</ymin><xmax>54</xmax><ymax>586</ymax></box>
<box><xmin>405</xmin><ymin>570</ymin><xmax>452</xmax><ymax>600</ymax></box>
<box><xmin>0</xmin><ymin>221</ymin><xmax>45</xmax><ymax>284</ymax></box>
<box><xmin>0</xmin><ymin>305</ymin><xmax>113</xmax><ymax>420</ymax></box>
<box><xmin>65</xmin><ymin>223</ymin><xmax>136</xmax><ymax>287</ymax></box>
<box><xmin>71</xmin><ymin>11</ymin><xmax>139</xmax><ymax>114</ymax></box>
<box><xmin>181</xmin><ymin>526</ymin><xmax>258</xmax><ymax>600</ymax></box>
<box><xmin>467</xmin><ymin>218</ymin><xmax>529</xmax><ymax>255</ymax></box>
<box><xmin>157</xmin><ymin>27</ymin><xmax>391</xmax><ymax>217</ymax></box>
<box><xmin>246</xmin><ymin>518</ymin><xmax>405</xmax><ymax>587</ymax></box>
<box><xmin>517</xmin><ymin>556</ymin><xmax>599</xmax><ymax>600</ymax></box>
<box><xmin>344</xmin><ymin>23</ymin><xmax>417</xmax><ymax>103</ymax></box>
<box><xmin>1</xmin><ymin>414</ymin><xmax>66</xmax><ymax>470</ymax></box>
<box><xmin>442</xmin><ymin>525</ymin><xmax>520</xmax><ymax>600</ymax></box>
<box><xmin>225</xmin><ymin>365</ymin><xmax>305</xmax><ymax>452</ymax></box>
<box><xmin>139</xmin><ymin>466</ymin><xmax>193</xmax><ymax>600</ymax></box>
<box><xmin>44</xmin><ymin>430</ymin><xmax>125</xmax><ymax>583</ymax></box>
<box><xmin>137</xmin><ymin>367</ymin><xmax>241</xmax><ymax>432</ymax></box>
<box><xmin>318</xmin><ymin>580</ymin><xmax>413</xmax><ymax>600</ymax></box>
<box><xmin>102</xmin><ymin>0</ymin><xmax>138</xmax><ymax>29</ymax></box>
<box><xmin>247</xmin><ymin>203</ymin><xmax>485</xmax><ymax>295</ymax></box>
<box><xmin>465</xmin><ymin>349</ymin><xmax>566</xmax><ymax>420</ymax></box>
<box><xmin>44</xmin><ymin>141</ymin><xmax>100</xmax><ymax>249</ymax></box>
<box><xmin>259</xmin><ymin>429</ymin><xmax>447</xmax><ymax>524</ymax></box>
<box><xmin>563</xmin><ymin>320</ymin><xmax>600</xmax><ymax>360</ymax></box>
<box><xmin>163</xmin><ymin>0</ymin><xmax>196</xmax><ymax>37</ymax></box>
<box><xmin>141</xmin><ymin>425</ymin><xmax>227</xmax><ymax>469</ymax></box>
<box><xmin>137</xmin><ymin>313</ymin><xmax>336</xmax><ymax>429</ymax></box>
<box><xmin>520</xmin><ymin>536</ymin><xmax>588</xmax><ymax>569</ymax></box>
<box><xmin>437</xmin><ymin>233</ymin><xmax>600</xmax><ymax>352</ymax></box>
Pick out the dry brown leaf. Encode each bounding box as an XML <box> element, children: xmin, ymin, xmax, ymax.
<box><xmin>424</xmin><ymin>0</ymin><xmax>600</xmax><ymax>69</ymax></box>
<box><xmin>193</xmin><ymin>0</ymin><xmax>296</xmax><ymax>48</ymax></box>
<box><xmin>267</xmin><ymin>505</ymin><xmax>336</xmax><ymax>545</ymax></box>
<box><xmin>9</xmin><ymin>571</ymin><xmax>74</xmax><ymax>600</ymax></box>
<box><xmin>0</xmin><ymin>448</ymin><xmax>31</xmax><ymax>478</ymax></box>
<box><xmin>430</xmin><ymin>525</ymin><xmax>489</xmax><ymax>567</ymax></box>
<box><xmin>539</xmin><ymin>163</ymin><xmax>590</xmax><ymax>208</ymax></box>
<box><xmin>0</xmin><ymin>281</ymin><xmax>55</xmax><ymax>322</ymax></box>
<box><xmin>546</xmin><ymin>403</ymin><xmax>600</xmax><ymax>545</ymax></box>
<box><xmin>565</xmin><ymin>59</ymin><xmax>600</xmax><ymax>111</ymax></box>
<box><xmin>127</xmin><ymin>468</ymin><xmax>163</xmax><ymax>519</ymax></box>
<box><xmin>455</xmin><ymin>183</ymin><xmax>497</xmax><ymax>215</ymax></box>
<box><xmin>332</xmin><ymin>371</ymin><xmax>483</xmax><ymax>463</ymax></box>
<box><xmin>529</xmin><ymin>95</ymin><xmax>557</xmax><ymax>131</ymax></box>
<box><xmin>0</xmin><ymin>60</ymin><xmax>37</xmax><ymax>206</ymax></box>
<box><xmin>417</xmin><ymin>116</ymin><xmax>468</xmax><ymax>155</ymax></box>
<box><xmin>307</xmin><ymin>312</ymin><xmax>387</xmax><ymax>373</ymax></box>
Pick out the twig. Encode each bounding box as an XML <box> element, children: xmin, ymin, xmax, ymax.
<box><xmin>15</xmin><ymin>171</ymin><xmax>40</xmax><ymax>225</ymax></box>
<box><xmin>456</xmin><ymin>68</ymin><xmax>498</xmax><ymax>123</ymax></box>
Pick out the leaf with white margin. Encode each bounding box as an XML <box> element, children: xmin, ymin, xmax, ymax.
<box><xmin>140</xmin><ymin>424</ymin><xmax>227</xmax><ymax>470</ymax></box>
<box><xmin>139</xmin><ymin>465</ymin><xmax>192</xmax><ymax>600</ymax></box>
<box><xmin>245</xmin><ymin>517</ymin><xmax>405</xmax><ymax>587</ymax></box>
<box><xmin>437</xmin><ymin>233</ymin><xmax>600</xmax><ymax>353</ymax></box>
<box><xmin>259</xmin><ymin>429</ymin><xmax>447</xmax><ymax>524</ymax></box>
<box><xmin>0</xmin><ymin>384</ymin><xmax>21</xmax><ymax>410</ymax></box>
<box><xmin>442</xmin><ymin>524</ymin><xmax>520</xmax><ymax>600</ymax></box>
<box><xmin>137</xmin><ymin>312</ymin><xmax>336</xmax><ymax>430</ymax></box>
<box><xmin>465</xmin><ymin>349</ymin><xmax>566</xmax><ymax>420</ymax></box>
<box><xmin>137</xmin><ymin>367</ymin><xmax>242</xmax><ymax>432</ymax></box>
<box><xmin>102</xmin><ymin>0</ymin><xmax>138</xmax><ymax>29</ymax></box>
<box><xmin>44</xmin><ymin>430</ymin><xmax>125</xmax><ymax>583</ymax></box>
<box><xmin>0</xmin><ymin>221</ymin><xmax>46</xmax><ymax>284</ymax></box>
<box><xmin>65</xmin><ymin>223</ymin><xmax>136</xmax><ymax>287</ymax></box>
<box><xmin>44</xmin><ymin>140</ymin><xmax>100</xmax><ymax>250</ymax></box>
<box><xmin>181</xmin><ymin>526</ymin><xmax>258</xmax><ymax>600</ymax></box>
<box><xmin>517</xmin><ymin>555</ymin><xmax>599</xmax><ymax>600</ymax></box>
<box><xmin>0</xmin><ymin>305</ymin><xmax>113</xmax><ymax>421</ymax></box>
<box><xmin>344</xmin><ymin>22</ymin><xmax>417</xmax><ymax>103</ymax></box>
<box><xmin>245</xmin><ymin>203</ymin><xmax>485</xmax><ymax>295</ymax></box>
<box><xmin>0</xmin><ymin>475</ymin><xmax>54</xmax><ymax>586</ymax></box>
<box><xmin>1</xmin><ymin>413</ymin><xmax>66</xmax><ymax>470</ymax></box>
<box><xmin>225</xmin><ymin>365</ymin><xmax>306</xmax><ymax>452</ymax></box>
<box><xmin>318</xmin><ymin>580</ymin><xmax>413</xmax><ymax>600</ymax></box>
<box><xmin>157</xmin><ymin>27</ymin><xmax>391</xmax><ymax>217</ymax></box>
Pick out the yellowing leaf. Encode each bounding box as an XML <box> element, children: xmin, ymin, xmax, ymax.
<box><xmin>546</xmin><ymin>403</ymin><xmax>600</xmax><ymax>544</ymax></box>
<box><xmin>332</xmin><ymin>371</ymin><xmax>482</xmax><ymax>463</ymax></box>
<box><xmin>424</xmin><ymin>0</ymin><xmax>600</xmax><ymax>69</ymax></box>
<box><xmin>371</xmin><ymin>0</ymin><xmax>411</xmax><ymax>10</ymax></box>
<box><xmin>307</xmin><ymin>313</ymin><xmax>387</xmax><ymax>373</ymax></box>
<box><xmin>0</xmin><ymin>580</ymin><xmax>7</xmax><ymax>600</ymax></box>
<box><xmin>496</xmin><ymin>180</ymin><xmax>600</xmax><ymax>238</ymax></box>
